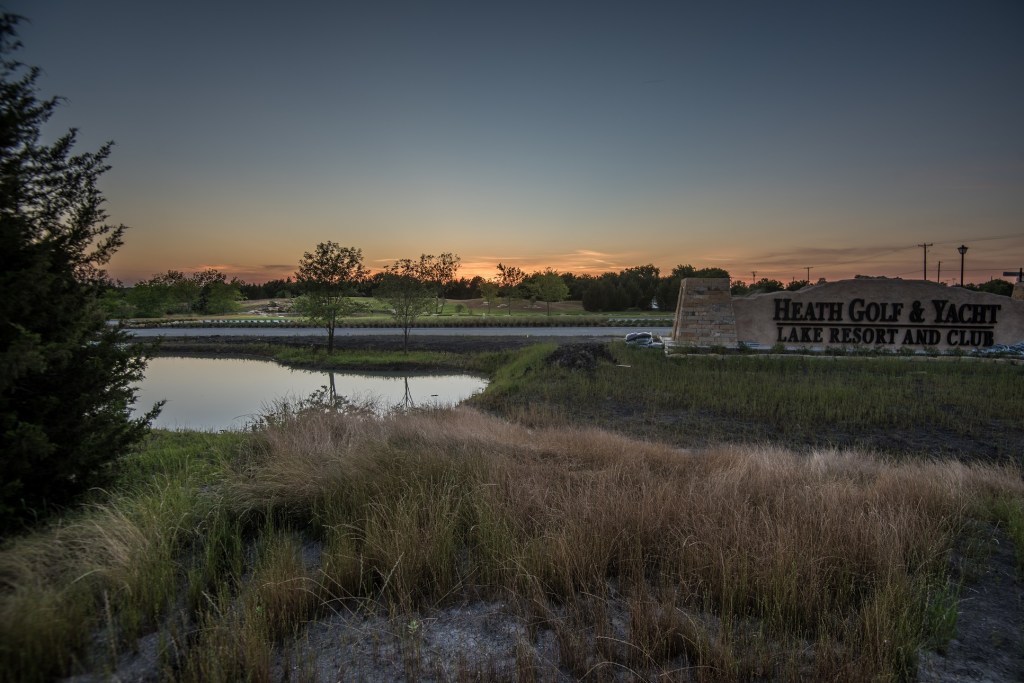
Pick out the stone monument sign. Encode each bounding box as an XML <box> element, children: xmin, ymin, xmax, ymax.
<box><xmin>672</xmin><ymin>278</ymin><xmax>1024</xmax><ymax>351</ymax></box>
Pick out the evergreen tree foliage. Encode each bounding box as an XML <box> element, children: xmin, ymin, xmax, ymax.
<box><xmin>0</xmin><ymin>15</ymin><xmax>156</xmax><ymax>533</ymax></box>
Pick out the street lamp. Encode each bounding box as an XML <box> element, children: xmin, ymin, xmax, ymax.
<box><xmin>957</xmin><ymin>244</ymin><xmax>968</xmax><ymax>286</ymax></box>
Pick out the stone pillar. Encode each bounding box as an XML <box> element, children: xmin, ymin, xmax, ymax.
<box><xmin>670</xmin><ymin>278</ymin><xmax>737</xmax><ymax>348</ymax></box>
<box><xmin>1013</xmin><ymin>281</ymin><xmax>1024</xmax><ymax>301</ymax></box>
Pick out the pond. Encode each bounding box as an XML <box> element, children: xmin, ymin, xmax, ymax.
<box><xmin>133</xmin><ymin>356</ymin><xmax>488</xmax><ymax>431</ymax></box>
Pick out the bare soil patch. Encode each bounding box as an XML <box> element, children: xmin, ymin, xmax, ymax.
<box><xmin>919</xmin><ymin>525</ymin><xmax>1024</xmax><ymax>682</ymax></box>
<box><xmin>544</xmin><ymin>343</ymin><xmax>616</xmax><ymax>372</ymax></box>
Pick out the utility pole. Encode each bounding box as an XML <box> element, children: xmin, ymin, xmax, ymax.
<box><xmin>937</xmin><ymin>261</ymin><xmax>941</xmax><ymax>283</ymax></box>
<box><xmin>917</xmin><ymin>243</ymin><xmax>933</xmax><ymax>280</ymax></box>
<box><xmin>804</xmin><ymin>266</ymin><xmax>812</xmax><ymax>281</ymax></box>
<box><xmin>751</xmin><ymin>271</ymin><xmax>756</xmax><ymax>282</ymax></box>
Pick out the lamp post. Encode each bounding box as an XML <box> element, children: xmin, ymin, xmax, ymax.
<box><xmin>957</xmin><ymin>245</ymin><xmax>968</xmax><ymax>286</ymax></box>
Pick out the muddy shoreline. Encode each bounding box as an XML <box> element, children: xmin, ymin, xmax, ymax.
<box><xmin>148</xmin><ymin>333</ymin><xmax>586</xmax><ymax>357</ymax></box>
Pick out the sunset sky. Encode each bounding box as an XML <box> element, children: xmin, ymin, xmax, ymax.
<box><xmin>12</xmin><ymin>1</ymin><xmax>1023</xmax><ymax>285</ymax></box>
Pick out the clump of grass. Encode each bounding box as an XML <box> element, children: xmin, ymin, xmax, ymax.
<box><xmin>173</xmin><ymin>582</ymin><xmax>272</xmax><ymax>683</ymax></box>
<box><xmin>0</xmin><ymin>579</ymin><xmax>93</xmax><ymax>683</ymax></box>
<box><xmin>0</xmin><ymin>431</ymin><xmax>235</xmax><ymax>681</ymax></box>
<box><xmin>246</xmin><ymin>528</ymin><xmax>318</xmax><ymax>640</ymax></box>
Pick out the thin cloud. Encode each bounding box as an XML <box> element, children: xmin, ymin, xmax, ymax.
<box><xmin>182</xmin><ymin>263</ymin><xmax>298</xmax><ymax>282</ymax></box>
<box><xmin>458</xmin><ymin>249</ymin><xmax>651</xmax><ymax>278</ymax></box>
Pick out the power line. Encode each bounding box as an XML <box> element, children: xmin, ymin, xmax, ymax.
<box><xmin>932</xmin><ymin>232</ymin><xmax>1022</xmax><ymax>247</ymax></box>
<box><xmin>745</xmin><ymin>233</ymin><xmax>1021</xmax><ymax>276</ymax></box>
<box><xmin>917</xmin><ymin>243</ymin><xmax>933</xmax><ymax>281</ymax></box>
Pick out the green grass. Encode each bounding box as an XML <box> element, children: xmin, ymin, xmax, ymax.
<box><xmin>0</xmin><ymin>430</ymin><xmax>241</xmax><ymax>682</ymax></box>
<box><xmin>474</xmin><ymin>342</ymin><xmax>1024</xmax><ymax>461</ymax></box>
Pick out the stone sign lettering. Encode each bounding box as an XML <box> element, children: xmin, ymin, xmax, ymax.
<box><xmin>769</xmin><ymin>296</ymin><xmax>1002</xmax><ymax>348</ymax></box>
<box><xmin>672</xmin><ymin>278</ymin><xmax>1024</xmax><ymax>351</ymax></box>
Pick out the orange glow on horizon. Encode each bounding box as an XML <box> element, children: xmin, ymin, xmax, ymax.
<box><xmin>106</xmin><ymin>239</ymin><xmax>1021</xmax><ymax>288</ymax></box>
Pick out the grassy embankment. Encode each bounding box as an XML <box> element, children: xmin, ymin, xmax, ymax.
<box><xmin>1</xmin><ymin>344</ymin><xmax>1022</xmax><ymax>681</ymax></box>
<box><xmin>477</xmin><ymin>343</ymin><xmax>1024</xmax><ymax>462</ymax></box>
<box><xmin>147</xmin><ymin>342</ymin><xmax>515</xmax><ymax>375</ymax></box>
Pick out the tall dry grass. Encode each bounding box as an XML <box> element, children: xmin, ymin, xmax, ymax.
<box><xmin>222</xmin><ymin>405</ymin><xmax>1022</xmax><ymax>680</ymax></box>
<box><xmin>2</xmin><ymin>405</ymin><xmax>1021</xmax><ymax>681</ymax></box>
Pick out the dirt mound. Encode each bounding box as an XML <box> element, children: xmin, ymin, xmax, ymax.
<box><xmin>544</xmin><ymin>342</ymin><xmax>615</xmax><ymax>371</ymax></box>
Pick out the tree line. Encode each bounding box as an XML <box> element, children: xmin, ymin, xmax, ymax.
<box><xmin>101</xmin><ymin>261</ymin><xmax>737</xmax><ymax>319</ymax></box>
<box><xmin>100</xmin><ymin>260</ymin><xmax>1020</xmax><ymax>323</ymax></box>
<box><xmin>101</xmin><ymin>269</ymin><xmax>244</xmax><ymax>318</ymax></box>
<box><xmin>100</xmin><ymin>257</ymin><xmax>1019</xmax><ymax>322</ymax></box>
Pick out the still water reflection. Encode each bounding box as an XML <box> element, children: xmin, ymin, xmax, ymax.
<box><xmin>133</xmin><ymin>356</ymin><xmax>488</xmax><ymax>431</ymax></box>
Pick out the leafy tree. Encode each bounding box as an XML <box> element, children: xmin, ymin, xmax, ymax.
<box><xmin>198</xmin><ymin>278</ymin><xmax>242</xmax><ymax>314</ymax></box>
<box><xmin>479</xmin><ymin>280</ymin><xmax>500</xmax><ymax>316</ymax></box>
<box><xmin>561</xmin><ymin>273</ymin><xmax>589</xmax><ymax>302</ymax></box>
<box><xmin>418</xmin><ymin>252</ymin><xmax>461</xmax><ymax>314</ymax></box>
<box><xmin>238</xmin><ymin>277</ymin><xmax>299</xmax><ymax>300</ymax></box>
<box><xmin>582</xmin><ymin>275</ymin><xmax>626</xmax><ymax>312</ymax></box>
<box><xmin>966</xmin><ymin>279</ymin><xmax>1013</xmax><ymax>297</ymax></box>
<box><xmin>730</xmin><ymin>280</ymin><xmax>751</xmax><ymax>296</ymax></box>
<box><xmin>294</xmin><ymin>242</ymin><xmax>366</xmax><ymax>353</ymax></box>
<box><xmin>127</xmin><ymin>280</ymin><xmax>173</xmax><ymax>317</ymax></box>
<box><xmin>672</xmin><ymin>264</ymin><xmax>730</xmax><ymax>279</ymax></box>
<box><xmin>528</xmin><ymin>269</ymin><xmax>570</xmax><ymax>316</ymax></box>
<box><xmin>496</xmin><ymin>263</ymin><xmax>526</xmax><ymax>315</ymax></box>
<box><xmin>581</xmin><ymin>281</ymin><xmax>606</xmax><ymax>311</ymax></box>
<box><xmin>785</xmin><ymin>279</ymin><xmax>810</xmax><ymax>291</ymax></box>
<box><xmin>444</xmin><ymin>275</ymin><xmax>481</xmax><ymax>300</ymax></box>
<box><xmin>146</xmin><ymin>270</ymin><xmax>200</xmax><ymax>313</ymax></box>
<box><xmin>375</xmin><ymin>260</ymin><xmax>435</xmax><ymax>352</ymax></box>
<box><xmin>98</xmin><ymin>284</ymin><xmax>135</xmax><ymax>319</ymax></box>
<box><xmin>128</xmin><ymin>268</ymin><xmax>239</xmax><ymax>316</ymax></box>
<box><xmin>619</xmin><ymin>264</ymin><xmax>660</xmax><ymax>309</ymax></box>
<box><xmin>183</xmin><ymin>269</ymin><xmax>241</xmax><ymax>314</ymax></box>
<box><xmin>655</xmin><ymin>277</ymin><xmax>678</xmax><ymax>312</ymax></box>
<box><xmin>0</xmin><ymin>15</ymin><xmax>156</xmax><ymax>532</ymax></box>
<box><xmin>749</xmin><ymin>277</ymin><xmax>785</xmax><ymax>294</ymax></box>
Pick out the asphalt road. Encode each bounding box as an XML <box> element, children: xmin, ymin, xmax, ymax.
<box><xmin>126</xmin><ymin>326</ymin><xmax>673</xmax><ymax>339</ymax></box>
